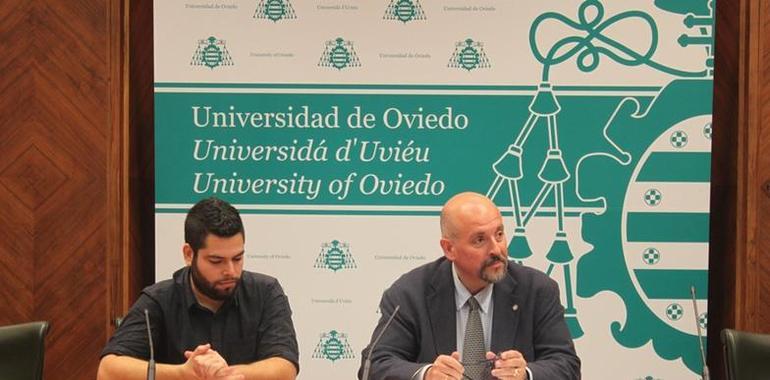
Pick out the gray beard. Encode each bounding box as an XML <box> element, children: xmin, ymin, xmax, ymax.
<box><xmin>480</xmin><ymin>255</ymin><xmax>507</xmax><ymax>284</ymax></box>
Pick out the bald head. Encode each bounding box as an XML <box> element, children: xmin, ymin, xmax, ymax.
<box><xmin>440</xmin><ymin>192</ymin><xmax>501</xmax><ymax>239</ymax></box>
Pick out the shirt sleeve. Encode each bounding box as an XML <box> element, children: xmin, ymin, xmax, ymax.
<box><xmin>413</xmin><ymin>364</ymin><xmax>432</xmax><ymax>379</ymax></box>
<box><xmin>255</xmin><ymin>279</ymin><xmax>300</xmax><ymax>373</ymax></box>
<box><xmin>100</xmin><ymin>293</ymin><xmax>163</xmax><ymax>360</ymax></box>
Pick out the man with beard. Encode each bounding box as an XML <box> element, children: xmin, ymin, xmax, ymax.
<box><xmin>359</xmin><ymin>192</ymin><xmax>580</xmax><ymax>380</ymax></box>
<box><xmin>98</xmin><ymin>197</ymin><xmax>298</xmax><ymax>380</ymax></box>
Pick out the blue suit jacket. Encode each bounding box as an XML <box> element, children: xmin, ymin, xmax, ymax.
<box><xmin>360</xmin><ymin>257</ymin><xmax>580</xmax><ymax>380</ymax></box>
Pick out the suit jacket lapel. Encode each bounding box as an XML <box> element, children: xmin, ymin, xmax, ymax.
<box><xmin>427</xmin><ymin>260</ymin><xmax>457</xmax><ymax>356</ymax></box>
<box><xmin>491</xmin><ymin>265</ymin><xmax>521</xmax><ymax>353</ymax></box>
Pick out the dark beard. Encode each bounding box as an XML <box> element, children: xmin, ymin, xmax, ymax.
<box><xmin>190</xmin><ymin>259</ymin><xmax>239</xmax><ymax>301</ymax></box>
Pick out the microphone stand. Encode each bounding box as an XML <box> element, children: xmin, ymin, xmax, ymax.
<box><xmin>144</xmin><ymin>309</ymin><xmax>156</xmax><ymax>380</ymax></box>
<box><xmin>690</xmin><ymin>286</ymin><xmax>709</xmax><ymax>380</ymax></box>
<box><xmin>362</xmin><ymin>305</ymin><xmax>401</xmax><ymax>380</ymax></box>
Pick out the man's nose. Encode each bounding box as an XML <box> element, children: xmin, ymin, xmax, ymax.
<box><xmin>490</xmin><ymin>238</ymin><xmax>506</xmax><ymax>256</ymax></box>
<box><xmin>224</xmin><ymin>260</ymin><xmax>236</xmax><ymax>275</ymax></box>
<box><xmin>489</xmin><ymin>241</ymin><xmax>502</xmax><ymax>256</ymax></box>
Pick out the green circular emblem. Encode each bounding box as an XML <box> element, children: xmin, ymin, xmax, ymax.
<box><xmin>698</xmin><ymin>312</ymin><xmax>707</xmax><ymax>329</ymax></box>
<box><xmin>265</xmin><ymin>0</ymin><xmax>286</xmax><ymax>22</ymax></box>
<box><xmin>323</xmin><ymin>331</ymin><xmax>344</xmax><ymax>361</ymax></box>
<box><xmin>459</xmin><ymin>45</ymin><xmax>480</xmax><ymax>71</ymax></box>
<box><xmin>702</xmin><ymin>122</ymin><xmax>712</xmax><ymax>140</ymax></box>
<box><xmin>325</xmin><ymin>244</ymin><xmax>346</xmax><ymax>271</ymax></box>
<box><xmin>665</xmin><ymin>303</ymin><xmax>683</xmax><ymax>321</ymax></box>
<box><xmin>642</xmin><ymin>248</ymin><xmax>660</xmax><ymax>265</ymax></box>
<box><xmin>669</xmin><ymin>130</ymin><xmax>688</xmax><ymax>148</ymax></box>
<box><xmin>394</xmin><ymin>0</ymin><xmax>416</xmax><ymax>22</ymax></box>
<box><xmin>330</xmin><ymin>42</ymin><xmax>351</xmax><ymax>70</ymax></box>
<box><xmin>643</xmin><ymin>188</ymin><xmax>662</xmax><ymax>207</ymax></box>
<box><xmin>202</xmin><ymin>44</ymin><xmax>223</xmax><ymax>69</ymax></box>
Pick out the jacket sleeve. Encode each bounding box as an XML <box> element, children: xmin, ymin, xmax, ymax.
<box><xmin>526</xmin><ymin>278</ymin><xmax>581</xmax><ymax>379</ymax></box>
<box><xmin>359</xmin><ymin>285</ymin><xmax>429</xmax><ymax>380</ymax></box>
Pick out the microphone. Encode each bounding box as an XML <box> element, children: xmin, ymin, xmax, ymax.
<box><xmin>144</xmin><ymin>309</ymin><xmax>156</xmax><ymax>380</ymax></box>
<box><xmin>690</xmin><ymin>286</ymin><xmax>709</xmax><ymax>380</ymax></box>
<box><xmin>362</xmin><ymin>304</ymin><xmax>401</xmax><ymax>380</ymax></box>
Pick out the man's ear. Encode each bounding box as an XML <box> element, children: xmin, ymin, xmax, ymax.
<box><xmin>182</xmin><ymin>243</ymin><xmax>194</xmax><ymax>266</ymax></box>
<box><xmin>440</xmin><ymin>238</ymin><xmax>455</xmax><ymax>261</ymax></box>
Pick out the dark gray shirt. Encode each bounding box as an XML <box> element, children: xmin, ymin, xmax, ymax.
<box><xmin>101</xmin><ymin>267</ymin><xmax>299</xmax><ymax>372</ymax></box>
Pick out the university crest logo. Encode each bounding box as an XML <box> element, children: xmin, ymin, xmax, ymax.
<box><xmin>383</xmin><ymin>0</ymin><xmax>426</xmax><ymax>23</ymax></box>
<box><xmin>312</xmin><ymin>330</ymin><xmax>355</xmax><ymax>362</ymax></box>
<box><xmin>191</xmin><ymin>36</ymin><xmax>233</xmax><ymax>69</ymax></box>
<box><xmin>254</xmin><ymin>0</ymin><xmax>296</xmax><ymax>22</ymax></box>
<box><xmin>314</xmin><ymin>240</ymin><xmax>357</xmax><ymax>272</ymax></box>
<box><xmin>318</xmin><ymin>38</ymin><xmax>361</xmax><ymax>70</ymax></box>
<box><xmin>448</xmin><ymin>39</ymin><xmax>490</xmax><ymax>71</ymax></box>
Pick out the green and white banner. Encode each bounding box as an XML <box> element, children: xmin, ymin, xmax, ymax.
<box><xmin>154</xmin><ymin>1</ymin><xmax>714</xmax><ymax>378</ymax></box>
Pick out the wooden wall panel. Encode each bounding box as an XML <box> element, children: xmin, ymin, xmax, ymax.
<box><xmin>731</xmin><ymin>0</ymin><xmax>770</xmax><ymax>334</ymax></box>
<box><xmin>756</xmin><ymin>0</ymin><xmax>770</xmax><ymax>334</ymax></box>
<box><xmin>709</xmin><ymin>0</ymin><xmax>741</xmax><ymax>377</ymax></box>
<box><xmin>0</xmin><ymin>0</ymin><xmax>122</xmax><ymax>378</ymax></box>
<box><xmin>711</xmin><ymin>0</ymin><xmax>770</xmax><ymax>377</ymax></box>
<box><xmin>127</xmin><ymin>0</ymin><xmax>155</xmax><ymax>304</ymax></box>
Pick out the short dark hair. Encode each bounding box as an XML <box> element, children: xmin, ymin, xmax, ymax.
<box><xmin>184</xmin><ymin>197</ymin><xmax>244</xmax><ymax>253</ymax></box>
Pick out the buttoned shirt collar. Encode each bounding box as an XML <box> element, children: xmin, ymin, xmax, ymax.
<box><xmin>452</xmin><ymin>264</ymin><xmax>493</xmax><ymax>313</ymax></box>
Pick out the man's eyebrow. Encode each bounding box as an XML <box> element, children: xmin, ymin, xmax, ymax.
<box><xmin>208</xmin><ymin>251</ymin><xmax>245</xmax><ymax>259</ymax></box>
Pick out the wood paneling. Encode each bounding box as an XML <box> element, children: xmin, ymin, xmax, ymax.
<box><xmin>755</xmin><ymin>0</ymin><xmax>770</xmax><ymax>334</ymax></box>
<box><xmin>106</xmin><ymin>0</ymin><xmax>128</xmax><ymax>333</ymax></box>
<box><xmin>0</xmin><ymin>0</ymin><xmax>123</xmax><ymax>378</ymax></box>
<box><xmin>710</xmin><ymin>0</ymin><xmax>770</xmax><ymax>377</ymax></box>
<box><xmin>127</xmin><ymin>0</ymin><xmax>154</xmax><ymax>305</ymax></box>
<box><xmin>709</xmin><ymin>0</ymin><xmax>741</xmax><ymax>377</ymax></box>
<box><xmin>730</xmin><ymin>0</ymin><xmax>770</xmax><ymax>334</ymax></box>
